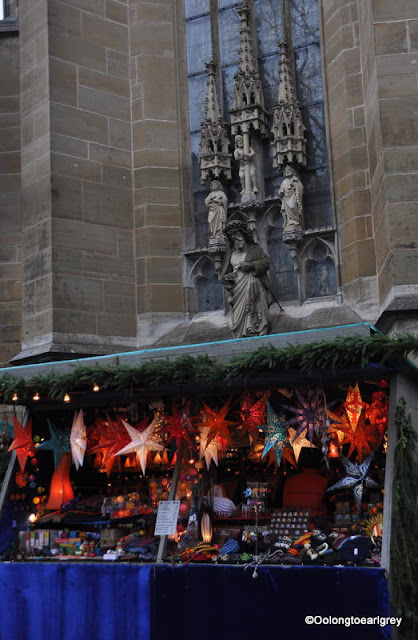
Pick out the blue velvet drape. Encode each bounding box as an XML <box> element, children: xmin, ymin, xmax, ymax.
<box><xmin>0</xmin><ymin>564</ymin><xmax>392</xmax><ymax>640</ymax></box>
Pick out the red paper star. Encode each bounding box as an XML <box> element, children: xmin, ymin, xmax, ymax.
<box><xmin>165</xmin><ymin>403</ymin><xmax>196</xmax><ymax>451</ymax></box>
<box><xmin>366</xmin><ymin>391</ymin><xmax>388</xmax><ymax>439</ymax></box>
<box><xmin>198</xmin><ymin>400</ymin><xmax>236</xmax><ymax>445</ymax></box>
<box><xmin>240</xmin><ymin>392</ymin><xmax>268</xmax><ymax>440</ymax></box>
<box><xmin>339</xmin><ymin>410</ymin><xmax>380</xmax><ymax>462</ymax></box>
<box><xmin>8</xmin><ymin>415</ymin><xmax>34</xmax><ymax>472</ymax></box>
<box><xmin>344</xmin><ymin>384</ymin><xmax>367</xmax><ymax>431</ymax></box>
<box><xmin>89</xmin><ymin>415</ymin><xmax>131</xmax><ymax>476</ymax></box>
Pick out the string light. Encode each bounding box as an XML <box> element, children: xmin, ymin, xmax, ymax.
<box><xmin>93</xmin><ymin>383</ymin><xmax>100</xmax><ymax>392</ymax></box>
<box><xmin>12</xmin><ymin>392</ymin><xmax>18</xmax><ymax>402</ymax></box>
<box><xmin>33</xmin><ymin>392</ymin><xmax>40</xmax><ymax>401</ymax></box>
<box><xmin>63</xmin><ymin>393</ymin><xmax>71</xmax><ymax>403</ymax></box>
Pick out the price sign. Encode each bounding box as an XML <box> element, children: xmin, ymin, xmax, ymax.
<box><xmin>154</xmin><ymin>500</ymin><xmax>180</xmax><ymax>536</ymax></box>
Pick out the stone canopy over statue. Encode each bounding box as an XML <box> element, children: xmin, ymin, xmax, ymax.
<box><xmin>220</xmin><ymin>220</ymin><xmax>273</xmax><ymax>338</ymax></box>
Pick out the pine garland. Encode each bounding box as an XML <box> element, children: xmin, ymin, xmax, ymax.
<box><xmin>0</xmin><ymin>333</ymin><xmax>416</xmax><ymax>403</ymax></box>
<box><xmin>390</xmin><ymin>398</ymin><xmax>418</xmax><ymax>639</ymax></box>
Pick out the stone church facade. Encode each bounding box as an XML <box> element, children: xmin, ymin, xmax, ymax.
<box><xmin>0</xmin><ymin>0</ymin><xmax>417</xmax><ymax>366</ymax></box>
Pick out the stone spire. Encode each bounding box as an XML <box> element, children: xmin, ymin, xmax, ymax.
<box><xmin>229</xmin><ymin>5</ymin><xmax>268</xmax><ymax>136</ymax></box>
<box><xmin>199</xmin><ymin>60</ymin><xmax>232</xmax><ymax>183</ymax></box>
<box><xmin>271</xmin><ymin>41</ymin><xmax>306</xmax><ymax>168</ymax></box>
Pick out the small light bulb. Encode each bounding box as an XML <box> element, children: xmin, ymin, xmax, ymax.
<box><xmin>93</xmin><ymin>383</ymin><xmax>100</xmax><ymax>392</ymax></box>
<box><xmin>12</xmin><ymin>392</ymin><xmax>18</xmax><ymax>402</ymax></box>
<box><xmin>28</xmin><ymin>513</ymin><xmax>36</xmax><ymax>523</ymax></box>
<box><xmin>33</xmin><ymin>392</ymin><xmax>40</xmax><ymax>401</ymax></box>
<box><xmin>63</xmin><ymin>393</ymin><xmax>71</xmax><ymax>403</ymax></box>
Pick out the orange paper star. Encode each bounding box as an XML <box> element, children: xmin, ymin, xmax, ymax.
<box><xmin>198</xmin><ymin>400</ymin><xmax>236</xmax><ymax>445</ymax></box>
<box><xmin>339</xmin><ymin>410</ymin><xmax>380</xmax><ymax>462</ymax></box>
<box><xmin>8</xmin><ymin>415</ymin><xmax>34</xmax><ymax>472</ymax></box>
<box><xmin>344</xmin><ymin>384</ymin><xmax>366</xmax><ymax>431</ymax></box>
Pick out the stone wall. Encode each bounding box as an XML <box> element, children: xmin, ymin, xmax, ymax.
<box><xmin>0</xmin><ymin>33</ymin><xmax>21</xmax><ymax>366</ymax></box>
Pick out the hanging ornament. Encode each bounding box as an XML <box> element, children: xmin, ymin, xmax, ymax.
<box><xmin>165</xmin><ymin>402</ymin><xmax>196</xmax><ymax>451</ymax></box>
<box><xmin>89</xmin><ymin>414</ymin><xmax>131</xmax><ymax>476</ymax></box>
<box><xmin>70</xmin><ymin>410</ymin><xmax>87</xmax><ymax>470</ymax></box>
<box><xmin>327</xmin><ymin>454</ymin><xmax>379</xmax><ymax>512</ymax></box>
<box><xmin>259</xmin><ymin>402</ymin><xmax>287</xmax><ymax>466</ymax></box>
<box><xmin>8</xmin><ymin>415</ymin><xmax>35</xmax><ymax>472</ymax></box>
<box><xmin>288</xmin><ymin>427</ymin><xmax>317</xmax><ymax>464</ymax></box>
<box><xmin>198</xmin><ymin>425</ymin><xmax>227</xmax><ymax>469</ymax></box>
<box><xmin>198</xmin><ymin>400</ymin><xmax>236</xmax><ymax>446</ymax></box>
<box><xmin>339</xmin><ymin>410</ymin><xmax>381</xmax><ymax>462</ymax></box>
<box><xmin>115</xmin><ymin>420</ymin><xmax>163</xmax><ymax>475</ymax></box>
<box><xmin>239</xmin><ymin>392</ymin><xmax>268</xmax><ymax>441</ymax></box>
<box><xmin>328</xmin><ymin>442</ymin><xmax>340</xmax><ymax>458</ymax></box>
<box><xmin>344</xmin><ymin>384</ymin><xmax>366</xmax><ymax>431</ymax></box>
<box><xmin>282</xmin><ymin>389</ymin><xmax>327</xmax><ymax>444</ymax></box>
<box><xmin>366</xmin><ymin>391</ymin><xmax>389</xmax><ymax>438</ymax></box>
<box><xmin>37</xmin><ymin>419</ymin><xmax>71</xmax><ymax>469</ymax></box>
<box><xmin>45</xmin><ymin>452</ymin><xmax>74</xmax><ymax>510</ymax></box>
<box><xmin>327</xmin><ymin>408</ymin><xmax>350</xmax><ymax>445</ymax></box>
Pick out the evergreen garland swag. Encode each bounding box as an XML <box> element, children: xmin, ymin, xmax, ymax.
<box><xmin>390</xmin><ymin>398</ymin><xmax>418</xmax><ymax>640</ymax></box>
<box><xmin>0</xmin><ymin>333</ymin><xmax>416</xmax><ymax>403</ymax></box>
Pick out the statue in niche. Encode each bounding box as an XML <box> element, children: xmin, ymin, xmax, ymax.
<box><xmin>234</xmin><ymin>134</ymin><xmax>258</xmax><ymax>197</ymax></box>
<box><xmin>205</xmin><ymin>179</ymin><xmax>228</xmax><ymax>244</ymax></box>
<box><xmin>278</xmin><ymin>165</ymin><xmax>304</xmax><ymax>242</ymax></box>
<box><xmin>220</xmin><ymin>220</ymin><xmax>273</xmax><ymax>338</ymax></box>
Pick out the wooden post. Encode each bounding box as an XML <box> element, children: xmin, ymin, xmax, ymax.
<box><xmin>156</xmin><ymin>439</ymin><xmax>185</xmax><ymax>563</ymax></box>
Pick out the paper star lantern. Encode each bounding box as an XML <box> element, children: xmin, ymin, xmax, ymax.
<box><xmin>45</xmin><ymin>452</ymin><xmax>74</xmax><ymax>510</ymax></box>
<box><xmin>116</xmin><ymin>420</ymin><xmax>163</xmax><ymax>475</ymax></box>
<box><xmin>37</xmin><ymin>420</ymin><xmax>71</xmax><ymax>469</ymax></box>
<box><xmin>288</xmin><ymin>427</ymin><xmax>317</xmax><ymax>464</ymax></box>
<box><xmin>89</xmin><ymin>415</ymin><xmax>130</xmax><ymax>476</ymax></box>
<box><xmin>259</xmin><ymin>402</ymin><xmax>287</xmax><ymax>466</ymax></box>
<box><xmin>366</xmin><ymin>391</ymin><xmax>388</xmax><ymax>438</ymax></box>
<box><xmin>165</xmin><ymin>403</ymin><xmax>195</xmax><ymax>451</ymax></box>
<box><xmin>327</xmin><ymin>409</ymin><xmax>350</xmax><ymax>446</ymax></box>
<box><xmin>327</xmin><ymin>454</ymin><xmax>379</xmax><ymax>511</ymax></box>
<box><xmin>344</xmin><ymin>384</ymin><xmax>366</xmax><ymax>430</ymax></box>
<box><xmin>240</xmin><ymin>392</ymin><xmax>268</xmax><ymax>441</ymax></box>
<box><xmin>8</xmin><ymin>415</ymin><xmax>34</xmax><ymax>472</ymax></box>
<box><xmin>339</xmin><ymin>410</ymin><xmax>380</xmax><ymax>462</ymax></box>
<box><xmin>199</xmin><ymin>425</ymin><xmax>227</xmax><ymax>469</ymax></box>
<box><xmin>198</xmin><ymin>400</ymin><xmax>236</xmax><ymax>445</ymax></box>
<box><xmin>282</xmin><ymin>389</ymin><xmax>327</xmax><ymax>444</ymax></box>
<box><xmin>70</xmin><ymin>410</ymin><xmax>87</xmax><ymax>470</ymax></box>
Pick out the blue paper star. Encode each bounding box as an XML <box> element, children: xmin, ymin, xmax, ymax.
<box><xmin>259</xmin><ymin>402</ymin><xmax>287</xmax><ymax>465</ymax></box>
<box><xmin>327</xmin><ymin>454</ymin><xmax>380</xmax><ymax>512</ymax></box>
<box><xmin>37</xmin><ymin>419</ymin><xmax>71</xmax><ymax>469</ymax></box>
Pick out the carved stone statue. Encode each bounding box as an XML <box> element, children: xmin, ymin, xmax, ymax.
<box><xmin>278</xmin><ymin>165</ymin><xmax>304</xmax><ymax>243</ymax></box>
<box><xmin>220</xmin><ymin>220</ymin><xmax>273</xmax><ymax>338</ymax></box>
<box><xmin>205</xmin><ymin>180</ymin><xmax>228</xmax><ymax>244</ymax></box>
<box><xmin>234</xmin><ymin>134</ymin><xmax>258</xmax><ymax>197</ymax></box>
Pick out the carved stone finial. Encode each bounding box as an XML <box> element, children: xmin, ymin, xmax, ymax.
<box><xmin>271</xmin><ymin>41</ymin><xmax>307</xmax><ymax>168</ymax></box>
<box><xmin>199</xmin><ymin>60</ymin><xmax>232</xmax><ymax>184</ymax></box>
<box><xmin>229</xmin><ymin>6</ymin><xmax>268</xmax><ymax>136</ymax></box>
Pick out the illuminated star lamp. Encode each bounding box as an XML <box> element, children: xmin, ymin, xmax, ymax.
<box><xmin>37</xmin><ymin>419</ymin><xmax>71</xmax><ymax>469</ymax></box>
<box><xmin>8</xmin><ymin>415</ymin><xmax>35</xmax><ymax>472</ymax></box>
<box><xmin>282</xmin><ymin>389</ymin><xmax>327</xmax><ymax>444</ymax></box>
<box><xmin>339</xmin><ymin>410</ymin><xmax>381</xmax><ymax>463</ymax></box>
<box><xmin>198</xmin><ymin>400</ymin><xmax>236</xmax><ymax>445</ymax></box>
<box><xmin>89</xmin><ymin>414</ymin><xmax>131</xmax><ymax>476</ymax></box>
<box><xmin>45</xmin><ymin>452</ymin><xmax>74</xmax><ymax>510</ymax></box>
<box><xmin>165</xmin><ymin>402</ymin><xmax>196</xmax><ymax>451</ymax></box>
<box><xmin>70</xmin><ymin>409</ymin><xmax>87</xmax><ymax>470</ymax></box>
<box><xmin>344</xmin><ymin>383</ymin><xmax>366</xmax><ymax>431</ymax></box>
<box><xmin>288</xmin><ymin>427</ymin><xmax>317</xmax><ymax>464</ymax></box>
<box><xmin>198</xmin><ymin>425</ymin><xmax>227</xmax><ymax>469</ymax></box>
<box><xmin>115</xmin><ymin>420</ymin><xmax>163</xmax><ymax>475</ymax></box>
<box><xmin>240</xmin><ymin>392</ymin><xmax>268</xmax><ymax>441</ymax></box>
<box><xmin>259</xmin><ymin>402</ymin><xmax>287</xmax><ymax>466</ymax></box>
<box><xmin>327</xmin><ymin>454</ymin><xmax>379</xmax><ymax>512</ymax></box>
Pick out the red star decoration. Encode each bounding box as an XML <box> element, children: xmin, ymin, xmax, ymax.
<box><xmin>339</xmin><ymin>410</ymin><xmax>380</xmax><ymax>462</ymax></box>
<box><xmin>198</xmin><ymin>400</ymin><xmax>236</xmax><ymax>446</ymax></box>
<box><xmin>89</xmin><ymin>415</ymin><xmax>131</xmax><ymax>476</ymax></box>
<box><xmin>165</xmin><ymin>402</ymin><xmax>196</xmax><ymax>451</ymax></box>
<box><xmin>240</xmin><ymin>392</ymin><xmax>268</xmax><ymax>440</ymax></box>
<box><xmin>344</xmin><ymin>384</ymin><xmax>367</xmax><ymax>431</ymax></box>
<box><xmin>366</xmin><ymin>391</ymin><xmax>389</xmax><ymax>440</ymax></box>
<box><xmin>8</xmin><ymin>416</ymin><xmax>35</xmax><ymax>472</ymax></box>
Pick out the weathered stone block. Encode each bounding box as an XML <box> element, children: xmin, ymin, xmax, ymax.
<box><xmin>97</xmin><ymin>313</ymin><xmax>136</xmax><ymax>337</ymax></box>
<box><xmin>23</xmin><ymin>249</ymin><xmax>51</xmax><ymax>281</ymax></box>
<box><xmin>19</xmin><ymin>1</ymin><xmax>47</xmax><ymax>44</ymax></box>
<box><xmin>52</xmin><ymin>218</ymin><xmax>117</xmax><ymax>254</ymax></box>
<box><xmin>134</xmin><ymin>148</ymin><xmax>180</xmax><ymax>169</ymax></box>
<box><xmin>48</xmin><ymin>0</ymin><xmax>81</xmax><ymax>36</ymax></box>
<box><xmin>341</xmin><ymin>238</ymin><xmax>377</xmax><ymax>282</ymax></box>
<box><xmin>134</xmin><ymin>167</ymin><xmax>179</xmax><ymax>190</ymax></box>
<box><xmin>106</xmin><ymin>49</ymin><xmax>129</xmax><ymax>78</ymax></box>
<box><xmin>34</xmin><ymin>274</ymin><xmax>53</xmax><ymax>311</ymax></box>
<box><xmin>383</xmin><ymin>147</ymin><xmax>418</xmax><ymax>174</ymax></box>
<box><xmin>82</xmin><ymin>13</ymin><xmax>129</xmax><ymax>54</ymax></box>
<box><xmin>135</xmin><ymin>203</ymin><xmax>182</xmax><ymax>228</ymax></box>
<box><xmin>50</xmin><ymin>133</ymin><xmax>88</xmax><ymax>158</ymax></box>
<box><xmin>0</xmin><ymin>71</ymin><xmax>20</xmax><ymax>97</ymax></box>
<box><xmin>133</xmin><ymin>120</ymin><xmax>179</xmax><ymax>151</ymax></box>
<box><xmin>83</xmin><ymin>254</ymin><xmax>135</xmax><ymax>282</ymax></box>
<box><xmin>22</xmin><ymin>176</ymin><xmax>51</xmax><ymax>228</ymax></box>
<box><xmin>51</xmin><ymin>152</ymin><xmax>102</xmax><ymax>182</ymax></box>
<box><xmin>409</xmin><ymin>20</ymin><xmax>418</xmax><ymax>50</ymax></box>
<box><xmin>83</xmin><ymin>182</ymin><xmax>132</xmax><ymax>228</ymax></box>
<box><xmin>135</xmin><ymin>226</ymin><xmax>180</xmax><ymax>258</ymax></box>
<box><xmin>372</xmin><ymin>0</ymin><xmax>418</xmax><ymax>21</ymax></box>
<box><xmin>0</xmin><ymin>280</ymin><xmax>21</xmax><ymax>303</ymax></box>
<box><xmin>385</xmin><ymin>173</ymin><xmax>418</xmax><ymax>202</ymax></box>
<box><xmin>376</xmin><ymin>53</ymin><xmax>418</xmax><ymax>76</ymax></box>
<box><xmin>49</xmin><ymin>31</ymin><xmax>107</xmax><ymax>72</ymax></box>
<box><xmin>105</xmin><ymin>0</ymin><xmax>128</xmax><ymax>24</ymax></box>
<box><xmin>109</xmin><ymin>119</ymin><xmax>131</xmax><ymax>150</ymax></box>
<box><xmin>22</xmin><ymin>310</ymin><xmax>53</xmax><ymax>340</ymax></box>
<box><xmin>130</xmin><ymin>20</ymin><xmax>173</xmax><ymax>57</ymax></box>
<box><xmin>393</xmin><ymin>250</ymin><xmax>418</xmax><ymax>285</ymax></box>
<box><xmin>374</xmin><ymin>21</ymin><xmax>408</xmax><ymax>55</ymax></box>
<box><xmin>378</xmin><ymin>74</ymin><xmax>418</xmax><ymax>98</ymax></box>
<box><xmin>53</xmin><ymin>274</ymin><xmax>104</xmax><ymax>311</ymax></box>
<box><xmin>137</xmin><ymin>284</ymin><xmax>184</xmax><ymax>313</ymax></box>
<box><xmin>89</xmin><ymin>142</ymin><xmax>131</xmax><ymax>167</ymax></box>
<box><xmin>22</xmin><ymin>220</ymin><xmax>51</xmax><ymax>258</ymax></box>
<box><xmin>134</xmin><ymin>186</ymin><xmax>180</xmax><ymax>207</ymax></box>
<box><xmin>341</xmin><ymin>215</ymin><xmax>370</xmax><ymax>248</ymax></box>
<box><xmin>142</xmin><ymin>83</ymin><xmax>177</xmax><ymax>120</ymax></box>
<box><xmin>51</xmin><ymin>174</ymin><xmax>82</xmax><ymax>220</ymax></box>
<box><xmin>57</xmin><ymin>0</ymin><xmax>105</xmax><ymax>17</ymax></box>
<box><xmin>53</xmin><ymin>309</ymin><xmax>97</xmax><ymax>334</ymax></box>
<box><xmin>136</xmin><ymin>54</ymin><xmax>175</xmax><ymax>83</ymax></box>
<box><xmin>50</xmin><ymin>103</ymin><xmax>108</xmax><ymax>144</ymax></box>
<box><xmin>144</xmin><ymin>256</ymin><xmax>182</xmax><ymax>284</ymax></box>
<box><xmin>381</xmin><ymin>97</ymin><xmax>418</xmax><ymax>146</ymax></box>
<box><xmin>135</xmin><ymin>3</ymin><xmax>172</xmax><ymax>22</ymax></box>
<box><xmin>387</xmin><ymin>202</ymin><xmax>418</xmax><ymax>248</ymax></box>
<box><xmin>102</xmin><ymin>164</ymin><xmax>132</xmax><ymax>189</ymax></box>
<box><xmin>104</xmin><ymin>289</ymin><xmax>136</xmax><ymax>315</ymax></box>
<box><xmin>78</xmin><ymin>67</ymin><xmax>130</xmax><ymax>97</ymax></box>
<box><xmin>52</xmin><ymin>247</ymin><xmax>84</xmax><ymax>276</ymax></box>
<box><xmin>78</xmin><ymin>85</ymin><xmax>130</xmax><ymax>121</ymax></box>
<box><xmin>0</xmin><ymin>128</ymin><xmax>20</xmax><ymax>152</ymax></box>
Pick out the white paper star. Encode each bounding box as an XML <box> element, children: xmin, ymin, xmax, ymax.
<box><xmin>70</xmin><ymin>409</ymin><xmax>86</xmax><ymax>470</ymax></box>
<box><xmin>116</xmin><ymin>420</ymin><xmax>163</xmax><ymax>475</ymax></box>
<box><xmin>288</xmin><ymin>427</ymin><xmax>317</xmax><ymax>464</ymax></box>
<box><xmin>199</xmin><ymin>425</ymin><xmax>222</xmax><ymax>469</ymax></box>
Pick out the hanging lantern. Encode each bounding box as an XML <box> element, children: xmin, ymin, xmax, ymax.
<box><xmin>201</xmin><ymin>512</ymin><xmax>213</xmax><ymax>543</ymax></box>
<box><xmin>329</xmin><ymin>443</ymin><xmax>340</xmax><ymax>458</ymax></box>
<box><xmin>45</xmin><ymin>452</ymin><xmax>74</xmax><ymax>510</ymax></box>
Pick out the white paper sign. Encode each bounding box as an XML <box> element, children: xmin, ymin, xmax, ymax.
<box><xmin>154</xmin><ymin>500</ymin><xmax>180</xmax><ymax>536</ymax></box>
